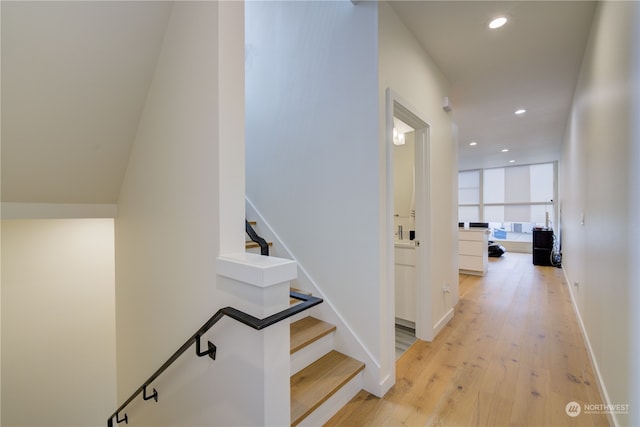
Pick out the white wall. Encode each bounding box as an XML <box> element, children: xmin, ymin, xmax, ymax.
<box><xmin>246</xmin><ymin>1</ymin><xmax>458</xmax><ymax>396</ymax></box>
<box><xmin>1</xmin><ymin>219</ymin><xmax>116</xmax><ymax>427</ymax></box>
<box><xmin>560</xmin><ymin>1</ymin><xmax>640</xmax><ymax>425</ymax></box>
<box><xmin>379</xmin><ymin>3</ymin><xmax>459</xmax><ymax>338</ymax></box>
<box><xmin>114</xmin><ymin>2</ymin><xmax>252</xmax><ymax>425</ymax></box>
<box><xmin>630</xmin><ymin>2</ymin><xmax>640</xmax><ymax>421</ymax></box>
<box><xmin>245</xmin><ymin>0</ymin><xmax>382</xmax><ymax>387</ymax></box>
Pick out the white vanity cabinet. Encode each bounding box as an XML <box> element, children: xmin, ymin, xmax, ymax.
<box><xmin>394</xmin><ymin>243</ymin><xmax>416</xmax><ymax>323</ymax></box>
<box><xmin>458</xmin><ymin>228</ymin><xmax>489</xmax><ymax>276</ymax></box>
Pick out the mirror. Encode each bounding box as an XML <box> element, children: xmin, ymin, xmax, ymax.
<box><xmin>393</xmin><ymin>117</ymin><xmax>415</xmax><ymax>239</ymax></box>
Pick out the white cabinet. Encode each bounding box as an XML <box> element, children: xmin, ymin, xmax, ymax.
<box><xmin>394</xmin><ymin>244</ymin><xmax>416</xmax><ymax>323</ymax></box>
<box><xmin>458</xmin><ymin>228</ymin><xmax>489</xmax><ymax>276</ymax></box>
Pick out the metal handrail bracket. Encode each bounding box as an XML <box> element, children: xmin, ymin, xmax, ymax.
<box><xmin>107</xmin><ymin>291</ymin><xmax>321</xmax><ymax>426</ymax></box>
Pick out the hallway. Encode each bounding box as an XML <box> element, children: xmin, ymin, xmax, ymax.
<box><xmin>326</xmin><ymin>253</ymin><xmax>610</xmax><ymax>426</ymax></box>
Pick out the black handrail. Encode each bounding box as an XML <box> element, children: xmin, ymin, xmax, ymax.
<box><xmin>107</xmin><ymin>291</ymin><xmax>322</xmax><ymax>426</ymax></box>
<box><xmin>246</xmin><ymin>220</ymin><xmax>269</xmax><ymax>256</ymax></box>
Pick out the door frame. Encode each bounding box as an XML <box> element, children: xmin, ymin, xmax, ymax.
<box><xmin>385</xmin><ymin>88</ymin><xmax>432</xmax><ymax>356</ymax></box>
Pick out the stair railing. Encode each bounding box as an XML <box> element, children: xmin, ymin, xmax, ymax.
<box><xmin>107</xmin><ymin>290</ymin><xmax>321</xmax><ymax>426</ymax></box>
<box><xmin>246</xmin><ymin>219</ymin><xmax>269</xmax><ymax>256</ymax></box>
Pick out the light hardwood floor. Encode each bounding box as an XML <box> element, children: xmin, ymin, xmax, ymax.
<box><xmin>326</xmin><ymin>252</ymin><xmax>610</xmax><ymax>427</ymax></box>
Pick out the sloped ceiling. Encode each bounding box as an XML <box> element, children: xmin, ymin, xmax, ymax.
<box><xmin>1</xmin><ymin>1</ymin><xmax>597</xmax><ymax>204</ymax></box>
<box><xmin>1</xmin><ymin>1</ymin><xmax>172</xmax><ymax>204</ymax></box>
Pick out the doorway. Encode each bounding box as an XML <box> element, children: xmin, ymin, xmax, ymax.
<box><xmin>392</xmin><ymin>115</ymin><xmax>417</xmax><ymax>358</ymax></box>
<box><xmin>386</xmin><ymin>89</ymin><xmax>431</xmax><ymax>361</ymax></box>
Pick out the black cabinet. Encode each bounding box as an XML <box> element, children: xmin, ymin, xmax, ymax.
<box><xmin>532</xmin><ymin>229</ymin><xmax>554</xmax><ymax>266</ymax></box>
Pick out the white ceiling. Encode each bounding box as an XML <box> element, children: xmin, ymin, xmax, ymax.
<box><xmin>1</xmin><ymin>1</ymin><xmax>171</xmax><ymax>204</ymax></box>
<box><xmin>1</xmin><ymin>1</ymin><xmax>596</xmax><ymax>204</ymax></box>
<box><xmin>390</xmin><ymin>1</ymin><xmax>596</xmax><ymax>171</ymax></box>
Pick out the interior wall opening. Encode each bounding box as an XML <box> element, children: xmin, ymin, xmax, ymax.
<box><xmin>388</xmin><ymin>93</ymin><xmax>431</xmax><ymax>360</ymax></box>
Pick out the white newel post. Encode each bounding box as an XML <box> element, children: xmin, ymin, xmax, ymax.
<box><xmin>216</xmin><ymin>253</ymin><xmax>296</xmax><ymax>426</ymax></box>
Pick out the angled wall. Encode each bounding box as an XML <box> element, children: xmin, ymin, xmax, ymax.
<box><xmin>114</xmin><ymin>2</ymin><xmax>250</xmax><ymax>425</ymax></box>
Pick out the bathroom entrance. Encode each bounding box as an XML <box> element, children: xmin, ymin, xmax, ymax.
<box><xmin>392</xmin><ymin>114</ymin><xmax>417</xmax><ymax>358</ymax></box>
<box><xmin>387</xmin><ymin>89</ymin><xmax>431</xmax><ymax>359</ymax></box>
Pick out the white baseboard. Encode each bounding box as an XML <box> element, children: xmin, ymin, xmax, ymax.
<box><xmin>246</xmin><ymin>197</ymin><xmax>383</xmax><ymax>396</ymax></box>
<box><xmin>561</xmin><ymin>267</ymin><xmax>617</xmax><ymax>427</ymax></box>
<box><xmin>433</xmin><ymin>308</ymin><xmax>454</xmax><ymax>338</ymax></box>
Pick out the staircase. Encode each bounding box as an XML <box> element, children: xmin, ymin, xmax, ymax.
<box><xmin>245</xmin><ymin>220</ymin><xmax>272</xmax><ymax>253</ymax></box>
<box><xmin>289</xmin><ymin>315</ymin><xmax>364</xmax><ymax>426</ymax></box>
<box><xmin>246</xmin><ymin>220</ymin><xmax>365</xmax><ymax>426</ymax></box>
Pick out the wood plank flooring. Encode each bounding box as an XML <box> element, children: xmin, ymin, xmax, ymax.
<box><xmin>325</xmin><ymin>253</ymin><xmax>610</xmax><ymax>427</ymax></box>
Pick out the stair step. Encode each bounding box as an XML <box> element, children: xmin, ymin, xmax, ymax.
<box><xmin>290</xmin><ymin>317</ymin><xmax>336</xmax><ymax>354</ymax></box>
<box><xmin>290</xmin><ymin>350</ymin><xmax>364</xmax><ymax>426</ymax></box>
<box><xmin>244</xmin><ymin>240</ymin><xmax>273</xmax><ymax>249</ymax></box>
<box><xmin>289</xmin><ymin>288</ymin><xmax>313</xmax><ymax>305</ymax></box>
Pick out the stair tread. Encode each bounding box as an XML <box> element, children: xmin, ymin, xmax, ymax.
<box><xmin>289</xmin><ymin>288</ymin><xmax>312</xmax><ymax>305</ymax></box>
<box><xmin>290</xmin><ymin>316</ymin><xmax>336</xmax><ymax>354</ymax></box>
<box><xmin>245</xmin><ymin>240</ymin><xmax>273</xmax><ymax>249</ymax></box>
<box><xmin>290</xmin><ymin>350</ymin><xmax>364</xmax><ymax>426</ymax></box>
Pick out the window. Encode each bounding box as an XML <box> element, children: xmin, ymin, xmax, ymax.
<box><xmin>458</xmin><ymin>170</ymin><xmax>480</xmax><ymax>222</ymax></box>
<box><xmin>458</xmin><ymin>162</ymin><xmax>556</xmax><ymax>242</ymax></box>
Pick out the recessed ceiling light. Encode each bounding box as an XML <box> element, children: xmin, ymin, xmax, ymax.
<box><xmin>515</xmin><ymin>109</ymin><xmax>527</xmax><ymax>115</ymax></box>
<box><xmin>489</xmin><ymin>16</ymin><xmax>508</xmax><ymax>29</ymax></box>
<box><xmin>501</xmin><ymin>148</ymin><xmax>509</xmax><ymax>152</ymax></box>
<box><xmin>469</xmin><ymin>141</ymin><xmax>478</xmax><ymax>146</ymax></box>
<box><xmin>509</xmin><ymin>160</ymin><xmax>516</xmax><ymax>163</ymax></box>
